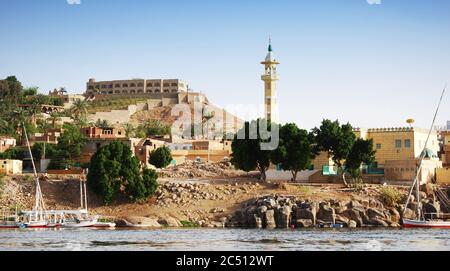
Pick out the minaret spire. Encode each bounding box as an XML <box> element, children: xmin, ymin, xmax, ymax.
<box><xmin>268</xmin><ymin>37</ymin><xmax>272</xmax><ymax>52</ymax></box>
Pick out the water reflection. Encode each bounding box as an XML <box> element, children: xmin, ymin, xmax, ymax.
<box><xmin>0</xmin><ymin>228</ymin><xmax>448</xmax><ymax>251</ymax></box>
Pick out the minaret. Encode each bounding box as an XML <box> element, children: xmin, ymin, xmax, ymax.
<box><xmin>261</xmin><ymin>39</ymin><xmax>280</xmax><ymax>123</ymax></box>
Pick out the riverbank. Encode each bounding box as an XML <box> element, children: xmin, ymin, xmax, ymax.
<box><xmin>4</xmin><ymin>172</ymin><xmax>438</xmax><ymax>228</ymax></box>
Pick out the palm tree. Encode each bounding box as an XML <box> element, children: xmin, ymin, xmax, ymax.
<box><xmin>48</xmin><ymin>112</ymin><xmax>61</xmax><ymax>128</ymax></box>
<box><xmin>95</xmin><ymin>119</ymin><xmax>111</xmax><ymax>129</ymax></box>
<box><xmin>70</xmin><ymin>99</ymin><xmax>89</xmax><ymax>126</ymax></box>
<box><xmin>123</xmin><ymin>123</ymin><xmax>135</xmax><ymax>138</ymax></box>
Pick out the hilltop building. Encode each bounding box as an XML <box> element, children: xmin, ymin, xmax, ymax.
<box><xmin>261</xmin><ymin>40</ymin><xmax>280</xmax><ymax>123</ymax></box>
<box><xmin>85</xmin><ymin>78</ymin><xmax>188</xmax><ymax>96</ymax></box>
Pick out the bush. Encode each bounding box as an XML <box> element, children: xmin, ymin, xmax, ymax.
<box><xmin>87</xmin><ymin>141</ymin><xmax>159</xmax><ymax>204</ymax></box>
<box><xmin>379</xmin><ymin>186</ymin><xmax>403</xmax><ymax>207</ymax></box>
<box><xmin>149</xmin><ymin>146</ymin><xmax>173</xmax><ymax>169</ymax></box>
<box><xmin>180</xmin><ymin>220</ymin><xmax>200</xmax><ymax>228</ymax></box>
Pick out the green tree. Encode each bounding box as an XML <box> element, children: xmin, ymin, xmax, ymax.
<box><xmin>48</xmin><ymin>112</ymin><xmax>62</xmax><ymax>128</ymax></box>
<box><xmin>138</xmin><ymin>120</ymin><xmax>171</xmax><ymax>138</ymax></box>
<box><xmin>271</xmin><ymin>123</ymin><xmax>315</xmax><ymax>181</ymax></box>
<box><xmin>312</xmin><ymin>119</ymin><xmax>376</xmax><ymax>186</ymax></box>
<box><xmin>231</xmin><ymin>119</ymin><xmax>272</xmax><ymax>182</ymax></box>
<box><xmin>94</xmin><ymin>119</ymin><xmax>112</xmax><ymax>128</ymax></box>
<box><xmin>149</xmin><ymin>146</ymin><xmax>173</xmax><ymax>168</ymax></box>
<box><xmin>87</xmin><ymin>141</ymin><xmax>158</xmax><ymax>204</ymax></box>
<box><xmin>56</xmin><ymin>123</ymin><xmax>87</xmax><ymax>165</ymax></box>
<box><xmin>0</xmin><ymin>147</ymin><xmax>25</xmax><ymax>160</ymax></box>
<box><xmin>123</xmin><ymin>123</ymin><xmax>135</xmax><ymax>138</ymax></box>
<box><xmin>70</xmin><ymin>99</ymin><xmax>89</xmax><ymax>126</ymax></box>
<box><xmin>345</xmin><ymin>138</ymin><xmax>376</xmax><ymax>178</ymax></box>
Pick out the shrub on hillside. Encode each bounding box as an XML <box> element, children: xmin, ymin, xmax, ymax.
<box><xmin>149</xmin><ymin>146</ymin><xmax>173</xmax><ymax>169</ymax></box>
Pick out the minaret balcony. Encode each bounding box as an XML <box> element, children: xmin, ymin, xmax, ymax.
<box><xmin>261</xmin><ymin>74</ymin><xmax>279</xmax><ymax>81</ymax></box>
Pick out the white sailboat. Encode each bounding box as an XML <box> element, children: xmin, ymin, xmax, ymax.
<box><xmin>20</xmin><ymin>123</ymin><xmax>51</xmax><ymax>228</ymax></box>
<box><xmin>402</xmin><ymin>85</ymin><xmax>450</xmax><ymax>228</ymax></box>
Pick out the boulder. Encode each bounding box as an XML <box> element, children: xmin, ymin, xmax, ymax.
<box><xmin>369</xmin><ymin>218</ymin><xmax>389</xmax><ymax>227</ymax></box>
<box><xmin>116</xmin><ymin>216</ymin><xmax>162</xmax><ymax>228</ymax></box>
<box><xmin>342</xmin><ymin>209</ymin><xmax>363</xmax><ymax>227</ymax></box>
<box><xmin>367</xmin><ymin>208</ymin><xmax>386</xmax><ymax>220</ymax></box>
<box><xmin>254</xmin><ymin>215</ymin><xmax>263</xmax><ymax>229</ymax></box>
<box><xmin>347</xmin><ymin>201</ymin><xmax>363</xmax><ymax>209</ymax></box>
<box><xmin>295</xmin><ymin>208</ymin><xmax>316</xmax><ymax>225</ymax></box>
<box><xmin>389</xmin><ymin>222</ymin><xmax>401</xmax><ymax>228</ymax></box>
<box><xmin>158</xmin><ymin>217</ymin><xmax>182</xmax><ymax>227</ymax></box>
<box><xmin>276</xmin><ymin>205</ymin><xmax>292</xmax><ymax>228</ymax></box>
<box><xmin>335</xmin><ymin>214</ymin><xmax>350</xmax><ymax>225</ymax></box>
<box><xmin>296</xmin><ymin>219</ymin><xmax>314</xmax><ymax>228</ymax></box>
<box><xmin>402</xmin><ymin>208</ymin><xmax>416</xmax><ymax>220</ymax></box>
<box><xmin>388</xmin><ymin>208</ymin><xmax>401</xmax><ymax>223</ymax></box>
<box><xmin>348</xmin><ymin>220</ymin><xmax>358</xmax><ymax>228</ymax></box>
<box><xmin>264</xmin><ymin>209</ymin><xmax>276</xmax><ymax>229</ymax></box>
<box><xmin>369</xmin><ymin>199</ymin><xmax>384</xmax><ymax>209</ymax></box>
<box><xmin>317</xmin><ymin>204</ymin><xmax>335</xmax><ymax>224</ymax></box>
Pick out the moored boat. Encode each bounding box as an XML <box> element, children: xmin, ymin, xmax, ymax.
<box><xmin>403</xmin><ymin>219</ymin><xmax>450</xmax><ymax>228</ymax></box>
<box><xmin>402</xmin><ymin>86</ymin><xmax>450</xmax><ymax>228</ymax></box>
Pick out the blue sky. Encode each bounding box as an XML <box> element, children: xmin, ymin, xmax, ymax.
<box><xmin>1</xmin><ymin>0</ymin><xmax>450</xmax><ymax>129</ymax></box>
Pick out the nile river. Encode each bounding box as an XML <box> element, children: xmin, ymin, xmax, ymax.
<box><xmin>0</xmin><ymin>228</ymin><xmax>449</xmax><ymax>251</ymax></box>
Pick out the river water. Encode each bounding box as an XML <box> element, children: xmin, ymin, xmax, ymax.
<box><xmin>0</xmin><ymin>228</ymin><xmax>449</xmax><ymax>251</ymax></box>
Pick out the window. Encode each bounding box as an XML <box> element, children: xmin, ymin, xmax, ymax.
<box><xmin>147</xmin><ymin>83</ymin><xmax>153</xmax><ymax>87</ymax></box>
<box><xmin>376</xmin><ymin>143</ymin><xmax>382</xmax><ymax>150</ymax></box>
<box><xmin>171</xmin><ymin>83</ymin><xmax>178</xmax><ymax>87</ymax></box>
<box><xmin>404</xmin><ymin>139</ymin><xmax>411</xmax><ymax>148</ymax></box>
<box><xmin>163</xmin><ymin>83</ymin><xmax>170</xmax><ymax>87</ymax></box>
<box><xmin>130</xmin><ymin>83</ymin><xmax>136</xmax><ymax>87</ymax></box>
<box><xmin>155</xmin><ymin>89</ymin><xmax>160</xmax><ymax>93</ymax></box>
<box><xmin>164</xmin><ymin>89</ymin><xmax>169</xmax><ymax>93</ymax></box>
<box><xmin>155</xmin><ymin>83</ymin><xmax>161</xmax><ymax>87</ymax></box>
<box><xmin>88</xmin><ymin>86</ymin><xmax>94</xmax><ymax>90</ymax></box>
<box><xmin>395</xmin><ymin>140</ymin><xmax>402</xmax><ymax>148</ymax></box>
<box><xmin>137</xmin><ymin>83</ymin><xmax>143</xmax><ymax>87</ymax></box>
<box><xmin>101</xmin><ymin>85</ymin><xmax>107</xmax><ymax>89</ymax></box>
<box><xmin>123</xmin><ymin>84</ymin><xmax>128</xmax><ymax>88</ymax></box>
<box><xmin>115</xmin><ymin>84</ymin><xmax>121</xmax><ymax>88</ymax></box>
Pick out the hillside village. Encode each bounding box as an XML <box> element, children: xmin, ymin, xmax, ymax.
<box><xmin>1</xmin><ymin>43</ymin><xmax>450</xmax><ymax>229</ymax></box>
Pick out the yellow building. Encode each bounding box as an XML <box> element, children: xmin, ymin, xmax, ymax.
<box><xmin>85</xmin><ymin>78</ymin><xmax>188</xmax><ymax>96</ymax></box>
<box><xmin>354</xmin><ymin>127</ymin><xmax>439</xmax><ymax>166</ymax></box>
<box><xmin>0</xmin><ymin>160</ymin><xmax>23</xmax><ymax>175</ymax></box>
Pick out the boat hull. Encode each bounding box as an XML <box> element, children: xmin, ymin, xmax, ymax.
<box><xmin>403</xmin><ymin>219</ymin><xmax>450</xmax><ymax>229</ymax></box>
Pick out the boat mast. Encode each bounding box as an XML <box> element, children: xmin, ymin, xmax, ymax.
<box><xmin>403</xmin><ymin>85</ymin><xmax>446</xmax><ymax>221</ymax></box>
<box><xmin>22</xmin><ymin>122</ymin><xmax>46</xmax><ymax>221</ymax></box>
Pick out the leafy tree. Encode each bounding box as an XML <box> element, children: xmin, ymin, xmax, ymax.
<box><xmin>231</xmin><ymin>119</ymin><xmax>272</xmax><ymax>182</ymax></box>
<box><xmin>22</xmin><ymin>87</ymin><xmax>38</xmax><ymax>97</ymax></box>
<box><xmin>345</xmin><ymin>138</ymin><xmax>376</xmax><ymax>178</ymax></box>
<box><xmin>312</xmin><ymin>119</ymin><xmax>376</xmax><ymax>185</ymax></box>
<box><xmin>87</xmin><ymin>141</ymin><xmax>159</xmax><ymax>204</ymax></box>
<box><xmin>137</xmin><ymin>120</ymin><xmax>171</xmax><ymax>138</ymax></box>
<box><xmin>70</xmin><ymin>99</ymin><xmax>89</xmax><ymax>126</ymax></box>
<box><xmin>149</xmin><ymin>146</ymin><xmax>173</xmax><ymax>168</ymax></box>
<box><xmin>0</xmin><ymin>147</ymin><xmax>25</xmax><ymax>160</ymax></box>
<box><xmin>31</xmin><ymin>143</ymin><xmax>58</xmax><ymax>160</ymax></box>
<box><xmin>271</xmin><ymin>123</ymin><xmax>315</xmax><ymax>181</ymax></box>
<box><xmin>94</xmin><ymin>119</ymin><xmax>112</xmax><ymax>129</ymax></box>
<box><xmin>123</xmin><ymin>123</ymin><xmax>135</xmax><ymax>138</ymax></box>
<box><xmin>56</xmin><ymin>123</ymin><xmax>87</xmax><ymax>165</ymax></box>
<box><xmin>48</xmin><ymin>112</ymin><xmax>62</xmax><ymax>128</ymax></box>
